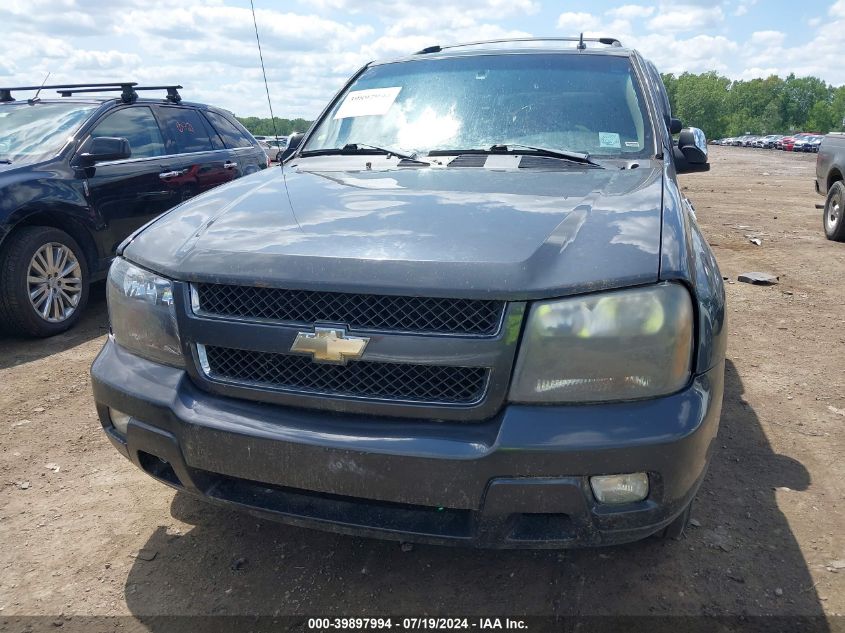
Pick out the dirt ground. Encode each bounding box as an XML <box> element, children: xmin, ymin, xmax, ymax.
<box><xmin>1</xmin><ymin>147</ymin><xmax>843</xmax><ymax>629</ymax></box>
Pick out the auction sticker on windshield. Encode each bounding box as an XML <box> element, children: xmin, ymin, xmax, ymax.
<box><xmin>334</xmin><ymin>87</ymin><xmax>402</xmax><ymax>119</ymax></box>
<box><xmin>599</xmin><ymin>132</ymin><xmax>621</xmax><ymax>148</ymax></box>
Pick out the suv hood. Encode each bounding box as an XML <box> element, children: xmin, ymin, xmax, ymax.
<box><xmin>124</xmin><ymin>161</ymin><xmax>664</xmax><ymax>299</ymax></box>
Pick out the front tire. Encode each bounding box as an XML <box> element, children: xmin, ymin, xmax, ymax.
<box><xmin>824</xmin><ymin>181</ymin><xmax>845</xmax><ymax>242</ymax></box>
<box><xmin>0</xmin><ymin>226</ymin><xmax>90</xmax><ymax>337</ymax></box>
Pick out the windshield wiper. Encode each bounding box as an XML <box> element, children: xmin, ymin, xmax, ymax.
<box><xmin>0</xmin><ymin>158</ymin><xmax>11</xmax><ymax>164</ymax></box>
<box><xmin>428</xmin><ymin>144</ymin><xmax>601</xmax><ymax>167</ymax></box>
<box><xmin>492</xmin><ymin>144</ymin><xmax>600</xmax><ymax>166</ymax></box>
<box><xmin>300</xmin><ymin>143</ymin><xmax>428</xmax><ymax>164</ymax></box>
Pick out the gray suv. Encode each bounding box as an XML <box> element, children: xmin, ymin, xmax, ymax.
<box><xmin>91</xmin><ymin>38</ymin><xmax>726</xmax><ymax>548</ymax></box>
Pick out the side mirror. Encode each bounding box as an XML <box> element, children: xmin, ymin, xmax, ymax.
<box><xmin>675</xmin><ymin>127</ymin><xmax>710</xmax><ymax>174</ymax></box>
<box><xmin>279</xmin><ymin>132</ymin><xmax>304</xmax><ymax>162</ymax></box>
<box><xmin>79</xmin><ymin>137</ymin><xmax>131</xmax><ymax>164</ymax></box>
<box><xmin>666</xmin><ymin>116</ymin><xmax>683</xmax><ymax>135</ymax></box>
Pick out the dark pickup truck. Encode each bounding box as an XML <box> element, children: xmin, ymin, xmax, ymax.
<box><xmin>817</xmin><ymin>133</ymin><xmax>845</xmax><ymax>241</ymax></box>
<box><xmin>91</xmin><ymin>38</ymin><xmax>726</xmax><ymax>548</ymax></box>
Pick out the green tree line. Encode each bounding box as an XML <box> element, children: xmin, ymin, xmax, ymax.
<box><xmin>236</xmin><ymin>116</ymin><xmax>312</xmax><ymax>136</ymax></box>
<box><xmin>662</xmin><ymin>72</ymin><xmax>845</xmax><ymax>139</ymax></box>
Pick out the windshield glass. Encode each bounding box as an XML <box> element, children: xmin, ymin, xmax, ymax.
<box><xmin>0</xmin><ymin>102</ymin><xmax>97</xmax><ymax>163</ymax></box>
<box><xmin>304</xmin><ymin>53</ymin><xmax>654</xmax><ymax>158</ymax></box>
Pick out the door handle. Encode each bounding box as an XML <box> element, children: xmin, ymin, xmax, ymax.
<box><xmin>159</xmin><ymin>169</ymin><xmax>186</xmax><ymax>179</ymax></box>
<box><xmin>223</xmin><ymin>161</ymin><xmax>238</xmax><ymax>169</ymax></box>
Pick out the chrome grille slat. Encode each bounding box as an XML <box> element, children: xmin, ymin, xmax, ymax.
<box><xmin>202</xmin><ymin>345</ymin><xmax>490</xmax><ymax>405</ymax></box>
<box><xmin>194</xmin><ymin>284</ymin><xmax>505</xmax><ymax>336</ymax></box>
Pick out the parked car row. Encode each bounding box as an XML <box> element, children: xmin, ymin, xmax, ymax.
<box><xmin>254</xmin><ymin>135</ymin><xmax>290</xmax><ymax>162</ymax></box>
<box><xmin>712</xmin><ymin>133</ymin><xmax>825</xmax><ymax>152</ymax></box>
<box><xmin>789</xmin><ymin>134</ymin><xmax>824</xmax><ymax>152</ymax></box>
<box><xmin>0</xmin><ymin>82</ymin><xmax>270</xmax><ymax>336</ymax></box>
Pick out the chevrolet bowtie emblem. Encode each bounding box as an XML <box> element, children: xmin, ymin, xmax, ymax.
<box><xmin>290</xmin><ymin>327</ymin><xmax>370</xmax><ymax>364</ymax></box>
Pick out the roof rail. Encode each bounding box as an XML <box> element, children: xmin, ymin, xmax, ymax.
<box><xmin>0</xmin><ymin>82</ymin><xmax>135</xmax><ymax>103</ymax></box>
<box><xmin>414</xmin><ymin>37</ymin><xmax>623</xmax><ymax>55</ymax></box>
<box><xmin>56</xmin><ymin>84</ymin><xmax>183</xmax><ymax>103</ymax></box>
<box><xmin>0</xmin><ymin>82</ymin><xmax>183</xmax><ymax>104</ymax></box>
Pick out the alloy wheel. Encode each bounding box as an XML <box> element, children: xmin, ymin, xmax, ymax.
<box><xmin>827</xmin><ymin>194</ymin><xmax>842</xmax><ymax>233</ymax></box>
<box><xmin>27</xmin><ymin>242</ymin><xmax>83</xmax><ymax>322</ymax></box>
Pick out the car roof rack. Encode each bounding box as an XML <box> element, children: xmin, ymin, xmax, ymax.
<box><xmin>415</xmin><ymin>36</ymin><xmax>623</xmax><ymax>55</ymax></box>
<box><xmin>0</xmin><ymin>82</ymin><xmax>183</xmax><ymax>104</ymax></box>
<box><xmin>0</xmin><ymin>82</ymin><xmax>130</xmax><ymax>103</ymax></box>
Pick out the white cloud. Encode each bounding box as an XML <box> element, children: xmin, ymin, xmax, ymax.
<box><xmin>648</xmin><ymin>5</ymin><xmax>725</xmax><ymax>31</ymax></box>
<box><xmin>736</xmin><ymin>2</ymin><xmax>845</xmax><ymax>84</ymax></box>
<box><xmin>737</xmin><ymin>66</ymin><xmax>779</xmax><ymax>80</ymax></box>
<box><xmin>605</xmin><ymin>4</ymin><xmax>654</xmax><ymax>20</ymax></box>
<box><xmin>733</xmin><ymin>0</ymin><xmax>757</xmax><ymax>16</ymax></box>
<box><xmin>300</xmin><ymin>0</ymin><xmax>540</xmax><ymax>19</ymax></box>
<box><xmin>67</xmin><ymin>50</ymin><xmax>143</xmax><ymax>71</ymax></box>
<box><xmin>365</xmin><ymin>23</ymin><xmax>533</xmax><ymax>62</ymax></box>
<box><xmin>0</xmin><ymin>0</ymin><xmax>843</xmax><ymax>120</ymax></box>
<box><xmin>555</xmin><ymin>17</ymin><xmax>635</xmax><ymax>44</ymax></box>
<box><xmin>0</xmin><ymin>1</ymin><xmax>100</xmax><ymax>36</ymax></box>
<box><xmin>749</xmin><ymin>31</ymin><xmax>786</xmax><ymax>47</ymax></box>
<box><xmin>630</xmin><ymin>33</ymin><xmax>738</xmax><ymax>75</ymax></box>
<box><xmin>556</xmin><ymin>12</ymin><xmax>601</xmax><ymax>32</ymax></box>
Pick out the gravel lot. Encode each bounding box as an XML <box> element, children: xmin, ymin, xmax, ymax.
<box><xmin>1</xmin><ymin>147</ymin><xmax>843</xmax><ymax>629</ymax></box>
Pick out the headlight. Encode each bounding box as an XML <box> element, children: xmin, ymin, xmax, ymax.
<box><xmin>107</xmin><ymin>258</ymin><xmax>183</xmax><ymax>368</ymax></box>
<box><xmin>509</xmin><ymin>283</ymin><xmax>693</xmax><ymax>403</ymax></box>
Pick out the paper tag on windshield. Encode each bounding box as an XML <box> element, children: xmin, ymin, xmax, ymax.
<box><xmin>599</xmin><ymin>132</ymin><xmax>621</xmax><ymax>148</ymax></box>
<box><xmin>334</xmin><ymin>87</ymin><xmax>402</xmax><ymax>119</ymax></box>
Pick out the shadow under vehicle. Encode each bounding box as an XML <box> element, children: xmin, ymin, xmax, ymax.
<box><xmin>119</xmin><ymin>360</ymin><xmax>828</xmax><ymax>632</ymax></box>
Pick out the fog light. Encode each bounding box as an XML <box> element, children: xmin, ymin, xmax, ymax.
<box><xmin>590</xmin><ymin>473</ymin><xmax>649</xmax><ymax>504</ymax></box>
<box><xmin>109</xmin><ymin>408</ymin><xmax>132</xmax><ymax>436</ymax></box>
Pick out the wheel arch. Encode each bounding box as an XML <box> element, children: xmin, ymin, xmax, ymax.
<box><xmin>4</xmin><ymin>210</ymin><xmax>99</xmax><ymax>274</ymax></box>
<box><xmin>829</xmin><ymin>168</ymin><xmax>843</xmax><ymax>191</ymax></box>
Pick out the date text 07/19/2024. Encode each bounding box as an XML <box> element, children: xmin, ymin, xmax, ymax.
<box><xmin>306</xmin><ymin>617</ymin><xmax>529</xmax><ymax>630</ymax></box>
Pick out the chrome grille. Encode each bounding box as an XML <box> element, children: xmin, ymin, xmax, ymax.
<box><xmin>202</xmin><ymin>345</ymin><xmax>489</xmax><ymax>405</ymax></box>
<box><xmin>194</xmin><ymin>284</ymin><xmax>505</xmax><ymax>335</ymax></box>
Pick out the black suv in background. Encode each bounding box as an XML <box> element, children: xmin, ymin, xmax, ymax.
<box><xmin>0</xmin><ymin>82</ymin><xmax>267</xmax><ymax>336</ymax></box>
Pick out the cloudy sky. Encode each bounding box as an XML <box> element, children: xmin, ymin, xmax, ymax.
<box><xmin>0</xmin><ymin>0</ymin><xmax>842</xmax><ymax>119</ymax></box>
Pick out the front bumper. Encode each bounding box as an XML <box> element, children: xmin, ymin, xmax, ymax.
<box><xmin>91</xmin><ymin>339</ymin><xmax>724</xmax><ymax>548</ymax></box>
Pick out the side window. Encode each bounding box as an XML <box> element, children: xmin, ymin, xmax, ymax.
<box><xmin>199</xmin><ymin>114</ymin><xmax>226</xmax><ymax>150</ymax></box>
<box><xmin>157</xmin><ymin>107</ymin><xmax>214</xmax><ymax>154</ymax></box>
<box><xmin>203</xmin><ymin>110</ymin><xmax>255</xmax><ymax>148</ymax></box>
<box><xmin>647</xmin><ymin>61</ymin><xmax>671</xmax><ymax>118</ymax></box>
<box><xmin>88</xmin><ymin>106</ymin><xmax>165</xmax><ymax>159</ymax></box>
